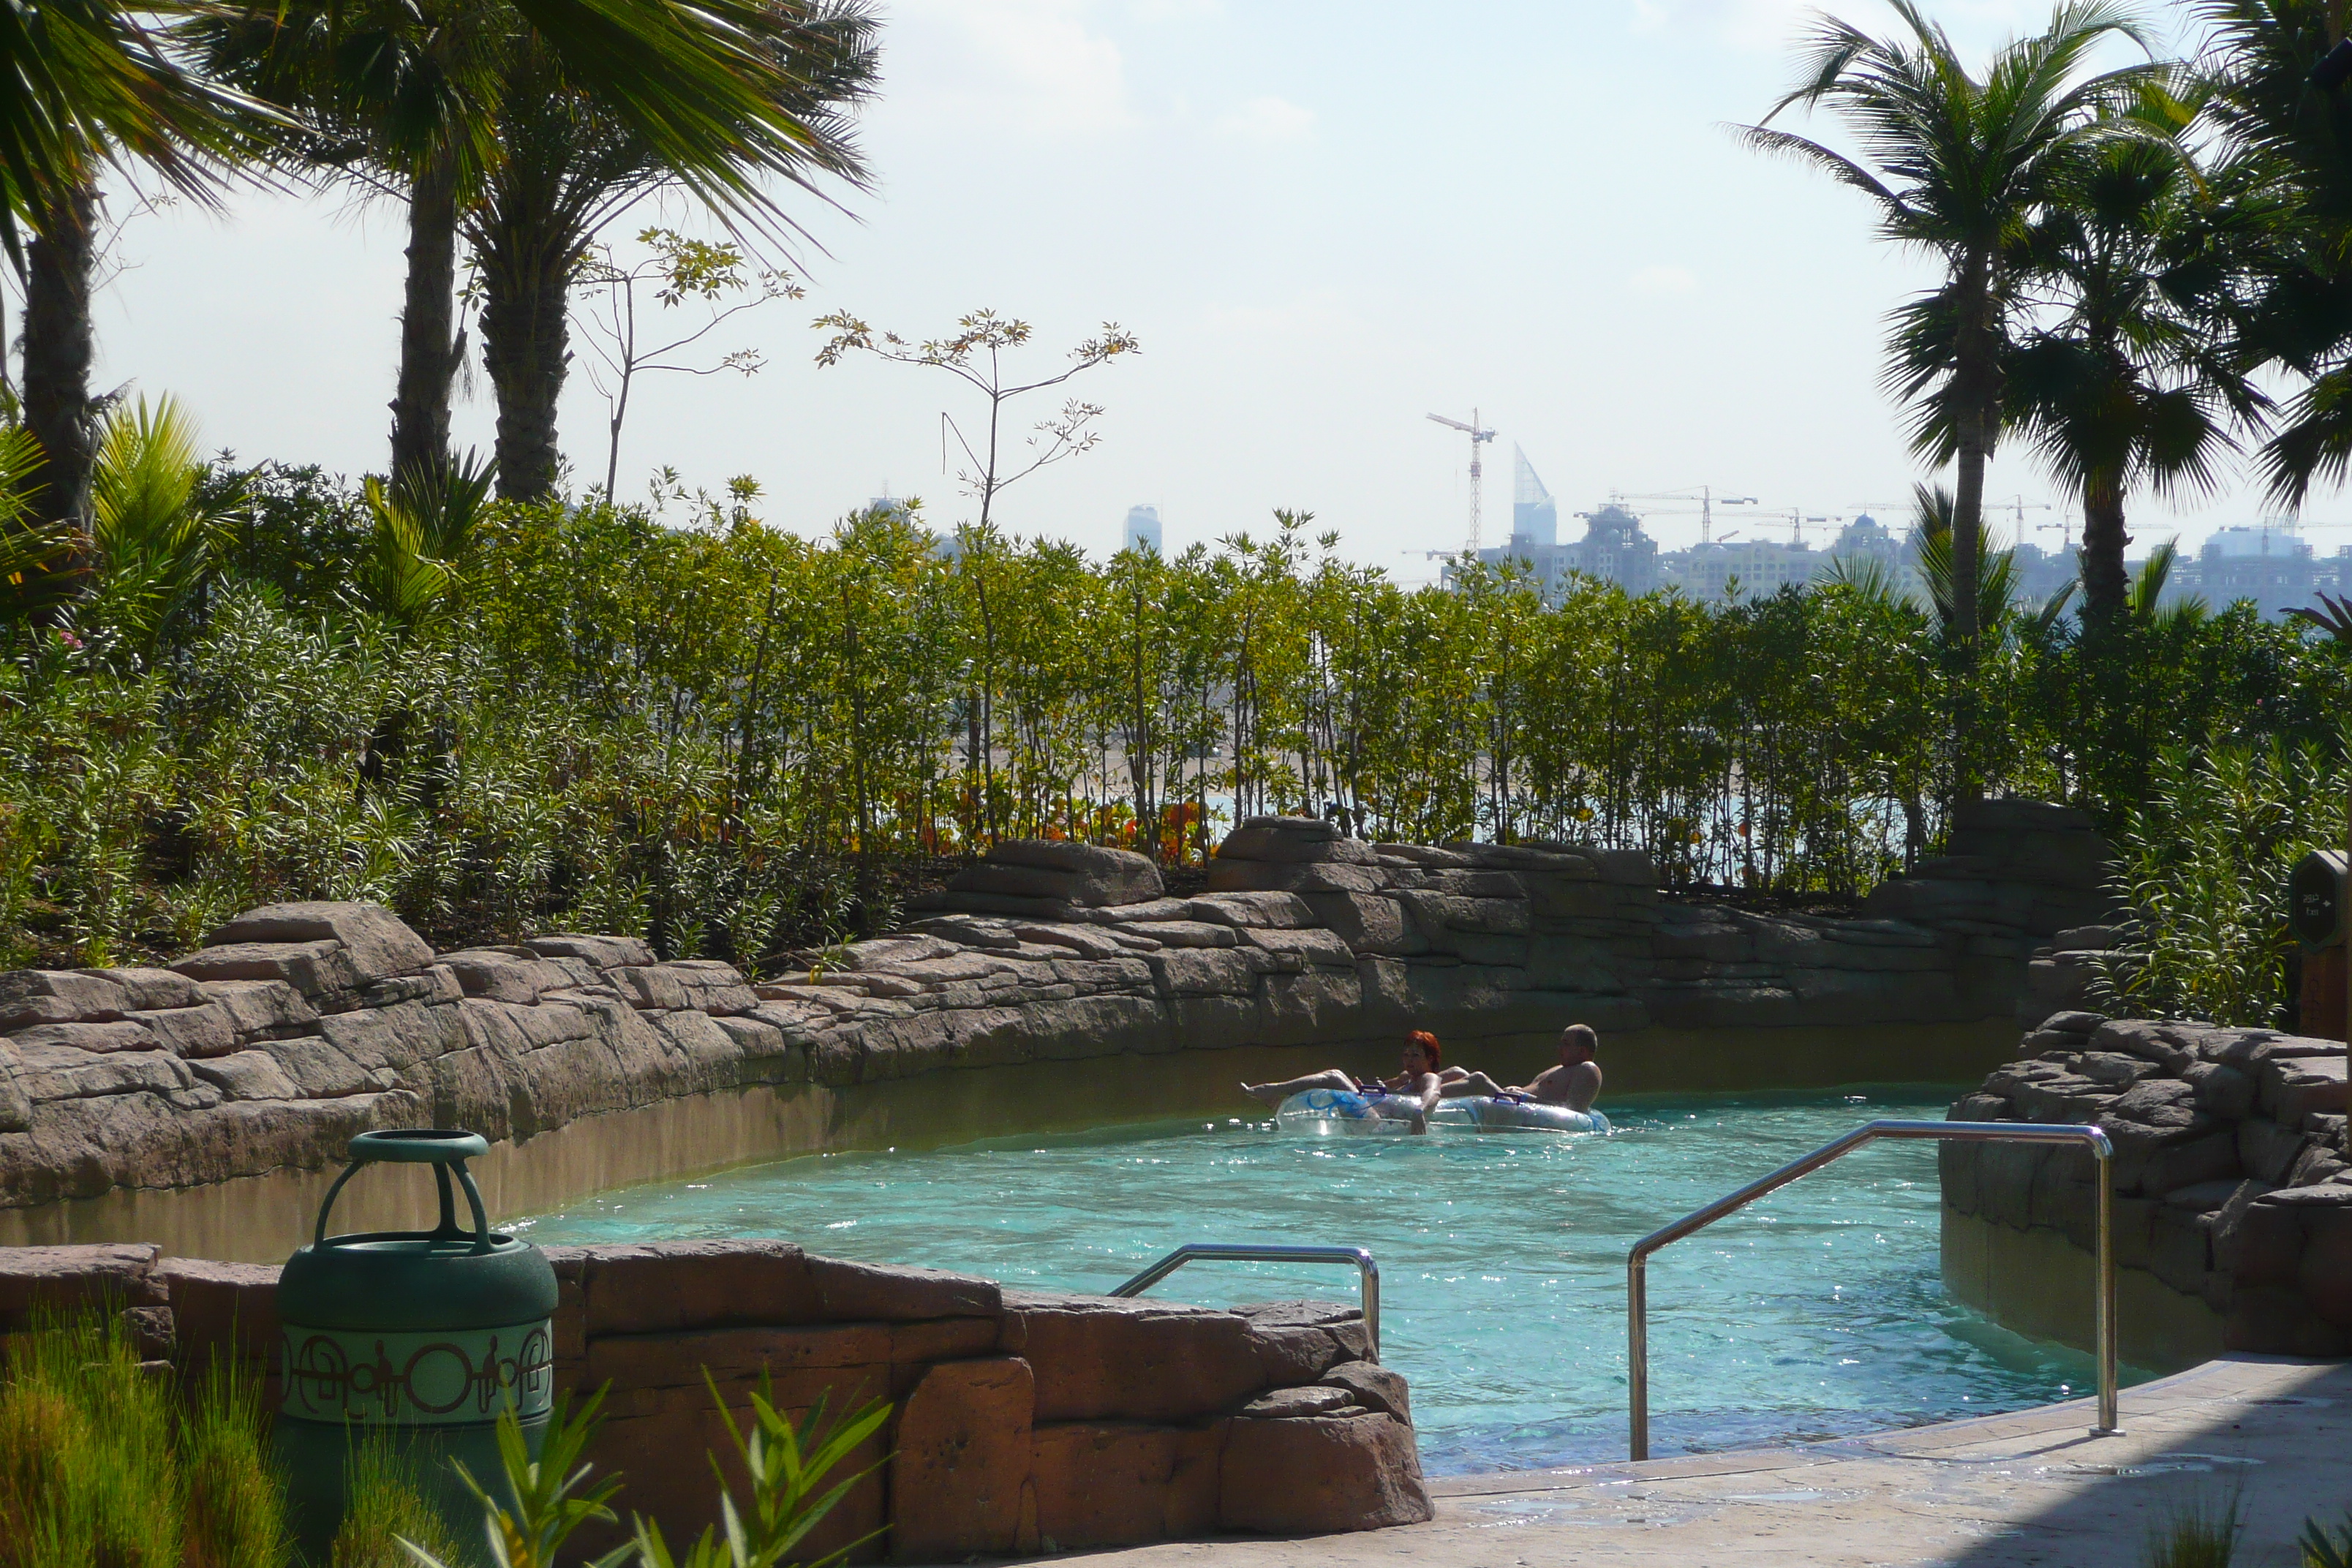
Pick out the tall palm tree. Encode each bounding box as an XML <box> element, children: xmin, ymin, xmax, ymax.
<box><xmin>2005</xmin><ymin>87</ymin><xmax>2261</xmax><ymax>623</ymax></box>
<box><xmin>464</xmin><ymin>0</ymin><xmax>873</xmax><ymax>500</ymax></box>
<box><xmin>7</xmin><ymin>0</ymin><xmax>267</xmax><ymax>532</ymax></box>
<box><xmin>2197</xmin><ymin>0</ymin><xmax>2352</xmax><ymax>505</ymax></box>
<box><xmin>1741</xmin><ymin>0</ymin><xmax>2167</xmax><ymax>650</ymax></box>
<box><xmin>195</xmin><ymin>0</ymin><xmax>877</xmax><ymax>486</ymax></box>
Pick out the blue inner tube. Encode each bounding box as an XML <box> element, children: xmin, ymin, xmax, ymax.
<box><xmin>1272</xmin><ymin>1088</ymin><xmax>1420</xmax><ymax>1135</ymax></box>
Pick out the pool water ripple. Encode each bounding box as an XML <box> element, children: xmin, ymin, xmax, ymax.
<box><xmin>513</xmin><ymin>1085</ymin><xmax>2133</xmax><ymax>1474</ymax></box>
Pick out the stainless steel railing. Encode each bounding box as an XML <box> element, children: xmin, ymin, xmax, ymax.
<box><xmin>1112</xmin><ymin>1243</ymin><xmax>1381</xmax><ymax>1362</ymax></box>
<box><xmin>1627</xmin><ymin>1117</ymin><xmax>2117</xmax><ymax>1460</ymax></box>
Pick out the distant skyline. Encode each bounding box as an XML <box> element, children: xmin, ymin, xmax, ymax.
<box><xmin>76</xmin><ymin>0</ymin><xmax>2326</xmax><ymax>584</ymax></box>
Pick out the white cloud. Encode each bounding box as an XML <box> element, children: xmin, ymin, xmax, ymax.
<box><xmin>1213</xmin><ymin>96</ymin><xmax>1316</xmax><ymax>144</ymax></box>
<box><xmin>892</xmin><ymin>0</ymin><xmax>1134</xmax><ymax>136</ymax></box>
<box><xmin>1629</xmin><ymin>264</ymin><xmax>1699</xmax><ymax>296</ymax></box>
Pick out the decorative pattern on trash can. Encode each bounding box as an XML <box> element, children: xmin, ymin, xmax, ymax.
<box><xmin>279</xmin><ymin>1319</ymin><xmax>554</xmax><ymax>1425</ymax></box>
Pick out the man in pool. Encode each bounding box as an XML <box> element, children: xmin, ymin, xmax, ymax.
<box><xmin>1441</xmin><ymin>1023</ymin><xmax>1603</xmax><ymax>1112</ymax></box>
<box><xmin>1240</xmin><ymin>1030</ymin><xmax>1449</xmax><ymax>1133</ymax></box>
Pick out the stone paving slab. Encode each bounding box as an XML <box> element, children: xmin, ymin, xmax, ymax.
<box><xmin>1039</xmin><ymin>1355</ymin><xmax>2352</xmax><ymax>1567</ymax></box>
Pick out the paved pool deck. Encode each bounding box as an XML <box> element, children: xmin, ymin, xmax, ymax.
<box><xmin>1068</xmin><ymin>1355</ymin><xmax>2352</xmax><ymax>1567</ymax></box>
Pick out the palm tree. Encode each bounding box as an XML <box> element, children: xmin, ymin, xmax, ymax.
<box><xmin>464</xmin><ymin>0</ymin><xmax>874</xmax><ymax>500</ymax></box>
<box><xmin>2005</xmin><ymin>86</ymin><xmax>2260</xmax><ymax>624</ymax></box>
<box><xmin>195</xmin><ymin>0</ymin><xmax>878</xmax><ymax>487</ymax></box>
<box><xmin>2197</xmin><ymin>0</ymin><xmax>2352</xmax><ymax>505</ymax></box>
<box><xmin>1741</xmin><ymin>0</ymin><xmax>2167</xmax><ymax>650</ymax></box>
<box><xmin>80</xmin><ymin>393</ymin><xmax>242</xmax><ymax>656</ymax></box>
<box><xmin>187</xmin><ymin>0</ymin><xmax>501</xmax><ymax>481</ymax></box>
<box><xmin>7</xmin><ymin>0</ymin><xmax>267</xmax><ymax>532</ymax></box>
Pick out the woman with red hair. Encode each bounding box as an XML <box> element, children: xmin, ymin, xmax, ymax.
<box><xmin>1240</xmin><ymin>1032</ymin><xmax>1450</xmax><ymax>1132</ymax></box>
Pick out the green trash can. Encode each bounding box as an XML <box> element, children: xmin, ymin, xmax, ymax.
<box><xmin>274</xmin><ymin>1128</ymin><xmax>559</xmax><ymax>1561</ymax></box>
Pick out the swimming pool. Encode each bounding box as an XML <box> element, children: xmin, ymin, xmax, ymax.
<box><xmin>512</xmin><ymin>1086</ymin><xmax>2130</xmax><ymax>1474</ymax></box>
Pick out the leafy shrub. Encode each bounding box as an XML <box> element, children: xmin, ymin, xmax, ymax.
<box><xmin>10</xmin><ymin>458</ymin><xmax>2352</xmax><ymax>968</ymax></box>
<box><xmin>399</xmin><ymin>1380</ymin><xmax>889</xmax><ymax>1568</ymax></box>
<box><xmin>2095</xmin><ymin>737</ymin><xmax>2345</xmax><ymax>1027</ymax></box>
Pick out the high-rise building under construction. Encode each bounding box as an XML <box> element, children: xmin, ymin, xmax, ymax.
<box><xmin>1510</xmin><ymin>446</ymin><xmax>1556</xmax><ymax>549</ymax></box>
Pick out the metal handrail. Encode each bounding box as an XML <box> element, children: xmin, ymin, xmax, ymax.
<box><xmin>1627</xmin><ymin>1118</ymin><xmax>2117</xmax><ymax>1460</ymax></box>
<box><xmin>1112</xmin><ymin>1243</ymin><xmax>1381</xmax><ymax>1362</ymax></box>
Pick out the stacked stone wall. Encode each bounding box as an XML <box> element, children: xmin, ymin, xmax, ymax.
<box><xmin>0</xmin><ymin>801</ymin><xmax>2115</xmax><ymax>1217</ymax></box>
<box><xmin>1942</xmin><ymin>1011</ymin><xmax>2352</xmax><ymax>1360</ymax></box>
<box><xmin>0</xmin><ymin>1240</ymin><xmax>1427</xmax><ymax>1555</ymax></box>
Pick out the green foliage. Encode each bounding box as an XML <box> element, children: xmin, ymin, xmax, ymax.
<box><xmin>10</xmin><ymin>456</ymin><xmax>2352</xmax><ymax>968</ymax></box>
<box><xmin>0</xmin><ymin>425</ymin><xmax>75</xmax><ymax>625</ymax></box>
<box><xmin>81</xmin><ymin>395</ymin><xmax>244</xmax><ymax>661</ymax></box>
<box><xmin>626</xmin><ymin>1382</ymin><xmax>891</xmax><ymax>1568</ymax></box>
<box><xmin>0</xmin><ymin>1303</ymin><xmax>286</xmax><ymax>1567</ymax></box>
<box><xmin>2302</xmin><ymin>1512</ymin><xmax>2352</xmax><ymax>1568</ymax></box>
<box><xmin>398</xmin><ymin>1381</ymin><xmax>891</xmax><ymax>1568</ymax></box>
<box><xmin>333</xmin><ymin>1433</ymin><xmax>464</xmax><ymax>1568</ymax></box>
<box><xmin>181</xmin><ymin>1352</ymin><xmax>293</xmax><ymax>1568</ymax></box>
<box><xmin>0</xmin><ymin>1302</ymin><xmax>181</xmax><ymax>1564</ymax></box>
<box><xmin>2145</xmin><ymin>1486</ymin><xmax>2241</xmax><ymax>1568</ymax></box>
<box><xmin>2096</xmin><ymin>736</ymin><xmax>2342</xmax><ymax>1027</ymax></box>
<box><xmin>357</xmin><ymin>456</ymin><xmax>497</xmax><ymax>630</ymax></box>
<box><xmin>400</xmin><ymin>1389</ymin><xmax>625</xmax><ymax>1568</ymax></box>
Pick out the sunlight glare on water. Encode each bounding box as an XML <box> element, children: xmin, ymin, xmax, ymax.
<box><xmin>513</xmin><ymin>1085</ymin><xmax>2119</xmax><ymax>1474</ymax></box>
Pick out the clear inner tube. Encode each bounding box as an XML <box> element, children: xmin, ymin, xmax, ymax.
<box><xmin>1429</xmin><ymin>1096</ymin><xmax>1610</xmax><ymax>1134</ymax></box>
<box><xmin>1272</xmin><ymin>1089</ymin><xmax>1610</xmax><ymax>1135</ymax></box>
<box><xmin>1271</xmin><ymin>1088</ymin><xmax>1420</xmax><ymax>1135</ymax></box>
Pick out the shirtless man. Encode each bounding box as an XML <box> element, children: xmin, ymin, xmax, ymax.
<box><xmin>1242</xmin><ymin>1031</ymin><xmax>1447</xmax><ymax>1133</ymax></box>
<box><xmin>1441</xmin><ymin>1024</ymin><xmax>1603</xmax><ymax>1112</ymax></box>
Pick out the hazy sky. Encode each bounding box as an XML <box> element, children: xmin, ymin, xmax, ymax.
<box><xmin>80</xmin><ymin>0</ymin><xmax>2310</xmax><ymax>580</ymax></box>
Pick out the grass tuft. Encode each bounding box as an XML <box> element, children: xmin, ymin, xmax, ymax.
<box><xmin>2146</xmin><ymin>1485</ymin><xmax>2243</xmax><ymax>1568</ymax></box>
<box><xmin>330</xmin><ymin>1430</ymin><xmax>466</xmax><ymax>1568</ymax></box>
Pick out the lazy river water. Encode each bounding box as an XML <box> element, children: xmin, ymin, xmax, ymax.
<box><xmin>513</xmin><ymin>1085</ymin><xmax>2140</xmax><ymax>1474</ymax></box>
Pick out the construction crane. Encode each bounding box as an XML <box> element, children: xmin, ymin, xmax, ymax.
<box><xmin>1755</xmin><ymin>508</ymin><xmax>1833</xmax><ymax>546</ymax></box>
<box><xmin>1613</xmin><ymin>486</ymin><xmax>1757</xmax><ymax>544</ymax></box>
<box><xmin>1427</xmin><ymin>410</ymin><xmax>1497</xmax><ymax>555</ymax></box>
<box><xmin>1986</xmin><ymin>494</ymin><xmax>2058</xmax><ymax>548</ymax></box>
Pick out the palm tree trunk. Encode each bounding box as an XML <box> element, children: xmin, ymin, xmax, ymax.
<box><xmin>2079</xmin><ymin>480</ymin><xmax>2128</xmax><ymax>624</ymax></box>
<box><xmin>23</xmin><ymin>178</ymin><xmax>99</xmax><ymax>532</ymax></box>
<box><xmin>1950</xmin><ymin>429</ymin><xmax>1989</xmax><ymax>651</ymax></box>
<box><xmin>483</xmin><ymin>252</ymin><xmax>571</xmax><ymax>502</ymax></box>
<box><xmin>389</xmin><ymin>146</ymin><xmax>462</xmax><ymax>483</ymax></box>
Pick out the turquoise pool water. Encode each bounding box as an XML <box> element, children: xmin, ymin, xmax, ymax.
<box><xmin>513</xmin><ymin>1086</ymin><xmax>2124</xmax><ymax>1474</ymax></box>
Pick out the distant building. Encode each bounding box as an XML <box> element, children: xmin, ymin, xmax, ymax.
<box><xmin>1817</xmin><ymin>512</ymin><xmax>1929</xmax><ymax>599</ymax></box>
<box><xmin>1665</xmin><ymin>537</ymin><xmax>1819</xmax><ymax>600</ymax></box>
<box><xmin>2185</xmin><ymin>523</ymin><xmax>2320</xmax><ymax>618</ymax></box>
<box><xmin>1571</xmin><ymin>503</ymin><xmax>1663</xmax><ymax>595</ymax></box>
<box><xmin>1832</xmin><ymin>512</ymin><xmax>1899</xmax><ymax>559</ymax></box>
<box><xmin>1123</xmin><ymin>505</ymin><xmax>1164</xmax><ymax>555</ymax></box>
<box><xmin>1452</xmin><ymin>483</ymin><xmax>2345</xmax><ymax>623</ymax></box>
<box><xmin>1469</xmin><ymin>451</ymin><xmax>1580</xmax><ymax>598</ymax></box>
<box><xmin>2008</xmin><ymin>539</ymin><xmax>2080</xmax><ymax>607</ymax></box>
<box><xmin>1510</xmin><ymin>446</ymin><xmax>1557</xmax><ymax>549</ymax></box>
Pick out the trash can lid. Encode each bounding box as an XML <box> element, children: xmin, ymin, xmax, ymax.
<box><xmin>278</xmin><ymin>1231</ymin><xmax>559</xmax><ymax>1333</ymax></box>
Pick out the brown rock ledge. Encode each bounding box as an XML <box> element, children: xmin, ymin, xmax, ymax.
<box><xmin>0</xmin><ymin>1239</ymin><xmax>1425</xmax><ymax>1558</ymax></box>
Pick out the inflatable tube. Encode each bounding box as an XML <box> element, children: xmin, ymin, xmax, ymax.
<box><xmin>1428</xmin><ymin>1096</ymin><xmax>1610</xmax><ymax>1134</ymax></box>
<box><xmin>1273</xmin><ymin>1088</ymin><xmax>1422</xmax><ymax>1136</ymax></box>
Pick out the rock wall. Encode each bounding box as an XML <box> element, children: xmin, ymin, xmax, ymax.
<box><xmin>0</xmin><ymin>802</ymin><xmax>2113</xmax><ymax>1218</ymax></box>
<box><xmin>1940</xmin><ymin>1011</ymin><xmax>2352</xmax><ymax>1365</ymax></box>
<box><xmin>1</xmin><ymin>1240</ymin><xmax>1428</xmax><ymax>1555</ymax></box>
